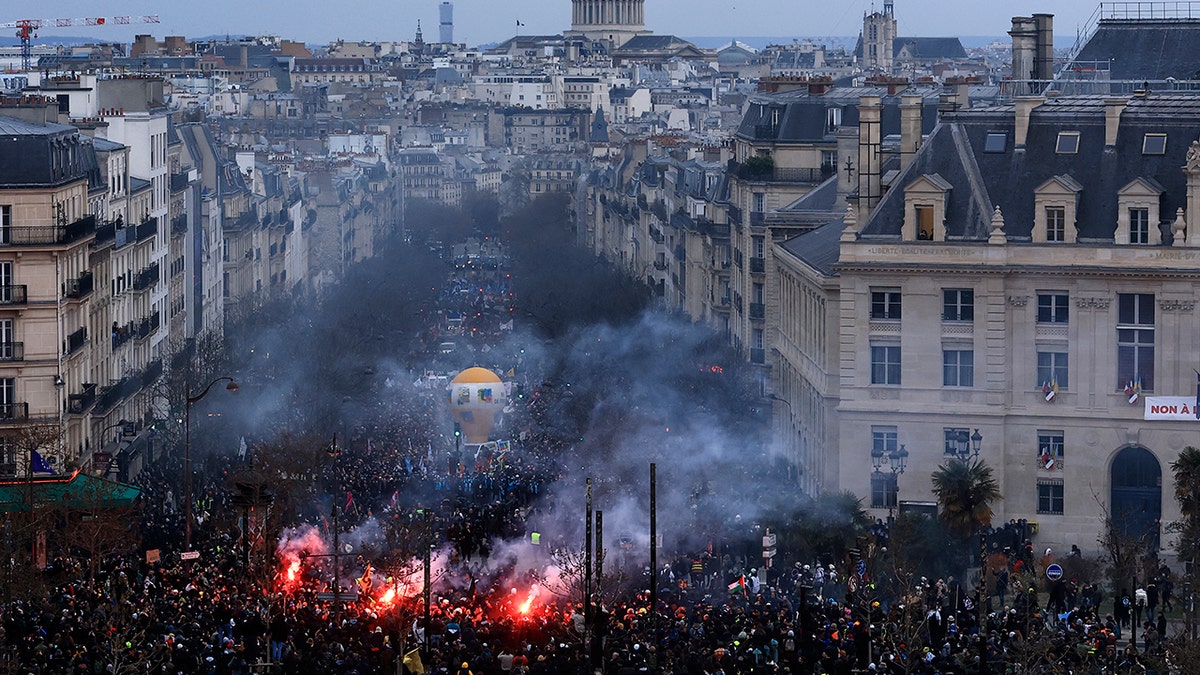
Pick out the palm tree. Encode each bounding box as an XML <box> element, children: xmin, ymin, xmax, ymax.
<box><xmin>1171</xmin><ymin>446</ymin><xmax>1200</xmax><ymax>521</ymax></box>
<box><xmin>930</xmin><ymin>458</ymin><xmax>1002</xmax><ymax>540</ymax></box>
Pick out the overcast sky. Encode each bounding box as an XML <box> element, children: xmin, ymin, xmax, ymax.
<box><xmin>5</xmin><ymin>0</ymin><xmax>1101</xmax><ymax>46</ymax></box>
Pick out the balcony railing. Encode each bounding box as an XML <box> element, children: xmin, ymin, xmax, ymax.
<box><xmin>731</xmin><ymin>160</ymin><xmax>834</xmax><ymax>184</ymax></box>
<box><xmin>171</xmin><ymin>213</ymin><xmax>188</xmax><ymax>235</ymax></box>
<box><xmin>750</xmin><ymin>348</ymin><xmax>766</xmax><ymax>365</ymax></box>
<box><xmin>65</xmin><ymin>326</ymin><xmax>87</xmax><ymax>356</ymax></box>
<box><xmin>170</xmin><ymin>172</ymin><xmax>190</xmax><ymax>192</ymax></box>
<box><xmin>0</xmin><ymin>402</ymin><xmax>29</xmax><ymax>422</ymax></box>
<box><xmin>653</xmin><ymin>260</ymin><xmax>668</xmax><ymax>271</ymax></box>
<box><xmin>142</xmin><ymin>359</ymin><xmax>162</xmax><ymax>386</ymax></box>
<box><xmin>112</xmin><ymin>321</ymin><xmax>134</xmax><ymax>350</ymax></box>
<box><xmin>750</xmin><ymin>257</ymin><xmax>766</xmax><ymax>275</ymax></box>
<box><xmin>133</xmin><ymin>263</ymin><xmax>159</xmax><ymax>292</ymax></box>
<box><xmin>64</xmin><ymin>271</ymin><xmax>94</xmax><ymax>300</ymax></box>
<box><xmin>0</xmin><ymin>342</ymin><xmax>23</xmax><ymax>362</ymax></box>
<box><xmin>0</xmin><ymin>285</ymin><xmax>27</xmax><ymax>305</ymax></box>
<box><xmin>0</xmin><ymin>215</ymin><xmax>96</xmax><ymax>246</ymax></box>
<box><xmin>136</xmin><ymin>217</ymin><xmax>157</xmax><ymax>243</ymax></box>
<box><xmin>750</xmin><ymin>303</ymin><xmax>766</xmax><ymax>320</ymax></box>
<box><xmin>726</xmin><ymin>204</ymin><xmax>743</xmax><ymax>226</ymax></box>
<box><xmin>67</xmin><ymin>382</ymin><xmax>97</xmax><ymax>415</ymax></box>
<box><xmin>94</xmin><ymin>219</ymin><xmax>116</xmax><ymax>245</ymax></box>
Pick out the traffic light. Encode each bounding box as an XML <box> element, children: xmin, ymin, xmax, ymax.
<box><xmin>453</xmin><ymin>423</ymin><xmax>461</xmax><ymax>438</ymax></box>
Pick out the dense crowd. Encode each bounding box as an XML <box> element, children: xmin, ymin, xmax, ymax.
<box><xmin>1</xmin><ymin>239</ymin><xmax>1185</xmax><ymax>675</ymax></box>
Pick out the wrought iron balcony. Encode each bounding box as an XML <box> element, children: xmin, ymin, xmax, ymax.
<box><xmin>750</xmin><ymin>257</ymin><xmax>766</xmax><ymax>275</ymax></box>
<box><xmin>133</xmin><ymin>263</ymin><xmax>159</xmax><ymax>292</ymax></box>
<box><xmin>0</xmin><ymin>215</ymin><xmax>96</xmax><ymax>246</ymax></box>
<box><xmin>0</xmin><ymin>342</ymin><xmax>24</xmax><ymax>362</ymax></box>
<box><xmin>136</xmin><ymin>217</ymin><xmax>157</xmax><ymax>243</ymax></box>
<box><xmin>65</xmin><ymin>326</ymin><xmax>87</xmax><ymax>356</ymax></box>
<box><xmin>750</xmin><ymin>348</ymin><xmax>766</xmax><ymax>365</ymax></box>
<box><xmin>750</xmin><ymin>303</ymin><xmax>766</xmax><ymax>320</ymax></box>
<box><xmin>64</xmin><ymin>271</ymin><xmax>94</xmax><ymax>299</ymax></box>
<box><xmin>67</xmin><ymin>382</ymin><xmax>97</xmax><ymax>415</ymax></box>
<box><xmin>0</xmin><ymin>285</ymin><xmax>27</xmax><ymax>305</ymax></box>
<box><xmin>0</xmin><ymin>402</ymin><xmax>30</xmax><ymax>422</ymax></box>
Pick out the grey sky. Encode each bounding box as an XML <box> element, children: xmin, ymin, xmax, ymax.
<box><xmin>5</xmin><ymin>1</ymin><xmax>1101</xmax><ymax>47</ymax></box>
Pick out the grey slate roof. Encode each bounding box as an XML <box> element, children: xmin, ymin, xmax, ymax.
<box><xmin>0</xmin><ymin>116</ymin><xmax>99</xmax><ymax>188</ymax></box>
<box><xmin>1067</xmin><ymin>19</ymin><xmax>1200</xmax><ymax>81</ymax></box>
<box><xmin>615</xmin><ymin>35</ymin><xmax>698</xmax><ymax>52</ymax></box>
<box><xmin>780</xmin><ymin>217</ymin><xmax>847</xmax><ymax>276</ymax></box>
<box><xmin>859</xmin><ymin>93</ymin><xmax>1200</xmax><ymax>242</ymax></box>
<box><xmin>737</xmin><ymin>87</ymin><xmax>940</xmax><ymax>144</ymax></box>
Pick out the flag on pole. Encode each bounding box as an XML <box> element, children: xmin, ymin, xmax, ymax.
<box><xmin>345</xmin><ymin>491</ymin><xmax>355</xmax><ymax>512</ymax></box>
<box><xmin>1194</xmin><ymin>369</ymin><xmax>1200</xmax><ymax>419</ymax></box>
<box><xmin>1040</xmin><ymin>448</ymin><xmax>1055</xmax><ymax>470</ymax></box>
<box><xmin>727</xmin><ymin>575</ymin><xmax>746</xmax><ymax>595</ymax></box>
<box><xmin>403</xmin><ymin>648</ymin><xmax>426</xmax><ymax>674</ymax></box>
<box><xmin>237</xmin><ymin>436</ymin><xmax>247</xmax><ymax>461</ymax></box>
<box><xmin>1125</xmin><ymin>380</ymin><xmax>1138</xmax><ymax>405</ymax></box>
<box><xmin>1042</xmin><ymin>380</ymin><xmax>1056</xmax><ymax>403</ymax></box>
<box><xmin>31</xmin><ymin>450</ymin><xmax>55</xmax><ymax>474</ymax></box>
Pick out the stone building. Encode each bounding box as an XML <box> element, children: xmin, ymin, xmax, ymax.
<box><xmin>773</xmin><ymin>91</ymin><xmax>1200</xmax><ymax>556</ymax></box>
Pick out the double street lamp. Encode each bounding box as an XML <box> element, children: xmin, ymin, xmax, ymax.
<box><xmin>184</xmin><ymin>376</ymin><xmax>238</xmax><ymax>551</ymax></box>
<box><xmin>871</xmin><ymin>443</ymin><xmax>908</xmax><ymax>521</ymax></box>
<box><xmin>949</xmin><ymin>427</ymin><xmax>988</xmax><ymax>675</ymax></box>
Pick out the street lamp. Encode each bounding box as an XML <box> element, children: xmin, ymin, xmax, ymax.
<box><xmin>952</xmin><ymin>427</ymin><xmax>989</xmax><ymax>675</ymax></box>
<box><xmin>872</xmin><ymin>444</ymin><xmax>908</xmax><ymax>521</ymax></box>
<box><xmin>184</xmin><ymin>376</ymin><xmax>238</xmax><ymax>551</ymax></box>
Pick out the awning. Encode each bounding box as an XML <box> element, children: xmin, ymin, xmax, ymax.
<box><xmin>0</xmin><ymin>471</ymin><xmax>141</xmax><ymax>513</ymax></box>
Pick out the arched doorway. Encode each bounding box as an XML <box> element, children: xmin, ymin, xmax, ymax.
<box><xmin>1110</xmin><ymin>445</ymin><xmax>1162</xmax><ymax>552</ymax></box>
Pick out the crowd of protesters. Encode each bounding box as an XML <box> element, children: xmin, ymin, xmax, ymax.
<box><xmin>1</xmin><ymin>238</ymin><xmax>1187</xmax><ymax>675</ymax></box>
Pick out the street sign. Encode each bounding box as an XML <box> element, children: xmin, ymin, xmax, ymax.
<box><xmin>180</xmin><ymin>551</ymin><xmax>200</xmax><ymax>561</ymax></box>
<box><xmin>762</xmin><ymin>533</ymin><xmax>777</xmax><ymax>548</ymax></box>
<box><xmin>762</xmin><ymin>548</ymin><xmax>777</xmax><ymax>558</ymax></box>
<box><xmin>1046</xmin><ymin>563</ymin><xmax>1063</xmax><ymax>581</ymax></box>
<box><xmin>847</xmin><ymin>576</ymin><xmax>859</xmax><ymax>594</ymax></box>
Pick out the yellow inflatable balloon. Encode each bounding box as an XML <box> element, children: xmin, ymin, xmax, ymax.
<box><xmin>449</xmin><ymin>367</ymin><xmax>507</xmax><ymax>444</ymax></box>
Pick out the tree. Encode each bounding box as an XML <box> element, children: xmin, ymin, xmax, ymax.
<box><xmin>1170</xmin><ymin>446</ymin><xmax>1200</xmax><ymax>638</ymax></box>
<box><xmin>930</xmin><ymin>459</ymin><xmax>1002</xmax><ymax>540</ymax></box>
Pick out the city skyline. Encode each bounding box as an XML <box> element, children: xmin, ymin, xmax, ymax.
<box><xmin>3</xmin><ymin>0</ymin><xmax>1101</xmax><ymax>47</ymax></box>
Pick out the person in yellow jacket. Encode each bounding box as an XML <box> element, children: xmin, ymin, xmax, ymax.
<box><xmin>454</xmin><ymin>662</ymin><xmax>474</xmax><ymax>675</ymax></box>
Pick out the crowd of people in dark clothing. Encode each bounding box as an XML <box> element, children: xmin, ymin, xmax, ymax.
<box><xmin>1</xmin><ymin>238</ymin><xmax>1189</xmax><ymax>675</ymax></box>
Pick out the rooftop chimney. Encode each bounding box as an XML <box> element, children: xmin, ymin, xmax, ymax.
<box><xmin>1033</xmin><ymin>13</ymin><xmax>1054</xmax><ymax>81</ymax></box>
<box><xmin>857</xmin><ymin>95</ymin><xmax>883</xmax><ymax>216</ymax></box>
<box><xmin>1009</xmin><ymin>16</ymin><xmax>1037</xmax><ymax>82</ymax></box>
<box><xmin>1014</xmin><ymin>95</ymin><xmax>1044</xmax><ymax>148</ymax></box>
<box><xmin>1104</xmin><ymin>97</ymin><xmax>1128</xmax><ymax>147</ymax></box>
<box><xmin>899</xmin><ymin>94</ymin><xmax>923</xmax><ymax>173</ymax></box>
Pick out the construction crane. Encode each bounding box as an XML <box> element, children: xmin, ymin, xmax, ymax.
<box><xmin>0</xmin><ymin>14</ymin><xmax>161</xmax><ymax>71</ymax></box>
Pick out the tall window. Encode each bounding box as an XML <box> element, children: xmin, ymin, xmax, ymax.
<box><xmin>1129</xmin><ymin>207</ymin><xmax>1150</xmax><ymax>245</ymax></box>
<box><xmin>0</xmin><ymin>319</ymin><xmax>12</xmax><ymax>361</ymax></box>
<box><xmin>942</xmin><ymin>289</ymin><xmax>974</xmax><ymax>322</ymax></box>
<box><xmin>915</xmin><ymin>206</ymin><xmax>934</xmax><ymax>240</ymax></box>
<box><xmin>871</xmin><ymin>345</ymin><xmax>901</xmax><ymax>385</ymax></box>
<box><xmin>872</xmin><ymin>426</ymin><xmax>899</xmax><ymax>455</ymax></box>
<box><xmin>871</xmin><ymin>473</ymin><xmax>897</xmax><ymax>509</ymax></box>
<box><xmin>0</xmin><ymin>378</ymin><xmax>13</xmax><ymax>419</ymax></box>
<box><xmin>870</xmin><ymin>289</ymin><xmax>901</xmax><ymax>320</ymax></box>
<box><xmin>1038</xmin><ymin>430</ymin><xmax>1065</xmax><ymax>463</ymax></box>
<box><xmin>871</xmin><ymin>426</ymin><xmax>899</xmax><ymax>509</ymax></box>
<box><xmin>1117</xmin><ymin>293</ymin><xmax>1154</xmax><ymax>391</ymax></box>
<box><xmin>1036</xmin><ymin>293</ymin><xmax>1069</xmax><ymax>323</ymax></box>
<box><xmin>0</xmin><ymin>261</ymin><xmax>11</xmax><ymax>305</ymax></box>
<box><xmin>0</xmin><ymin>205</ymin><xmax>9</xmax><ymax>245</ymax></box>
<box><xmin>1046</xmin><ymin>206</ymin><xmax>1066</xmax><ymax>242</ymax></box>
<box><xmin>943</xmin><ymin>349</ymin><xmax>974</xmax><ymax>387</ymax></box>
<box><xmin>1037</xmin><ymin>479</ymin><xmax>1064</xmax><ymax>515</ymax></box>
<box><xmin>1036</xmin><ymin>351</ymin><xmax>1069</xmax><ymax>388</ymax></box>
<box><xmin>752</xmin><ymin>192</ymin><xmax>766</xmax><ymax>213</ymax></box>
<box><xmin>752</xmin><ymin>235</ymin><xmax>765</xmax><ymax>258</ymax></box>
<box><xmin>943</xmin><ymin>427</ymin><xmax>970</xmax><ymax>456</ymax></box>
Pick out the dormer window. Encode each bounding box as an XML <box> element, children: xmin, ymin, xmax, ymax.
<box><xmin>1142</xmin><ymin>133</ymin><xmax>1167</xmax><ymax>155</ymax></box>
<box><xmin>903</xmin><ymin>173</ymin><xmax>952</xmax><ymax>241</ymax></box>
<box><xmin>1115</xmin><ymin>177</ymin><xmax>1164</xmax><ymax>245</ymax></box>
<box><xmin>984</xmin><ymin>132</ymin><xmax>1007</xmax><ymax>153</ymax></box>
<box><xmin>1033</xmin><ymin>175</ymin><xmax>1082</xmax><ymax>243</ymax></box>
<box><xmin>1055</xmin><ymin>131</ymin><xmax>1080</xmax><ymax>154</ymax></box>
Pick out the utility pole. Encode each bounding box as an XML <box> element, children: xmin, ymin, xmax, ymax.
<box><xmin>649</xmin><ymin>463</ymin><xmax>657</xmax><ymax>617</ymax></box>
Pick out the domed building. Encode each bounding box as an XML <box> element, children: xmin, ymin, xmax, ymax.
<box><xmin>565</xmin><ymin>0</ymin><xmax>653</xmax><ymax>49</ymax></box>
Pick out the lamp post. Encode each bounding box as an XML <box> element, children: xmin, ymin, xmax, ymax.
<box><xmin>871</xmin><ymin>444</ymin><xmax>908</xmax><ymax>524</ymax></box>
<box><xmin>184</xmin><ymin>376</ymin><xmax>238</xmax><ymax>551</ymax></box>
<box><xmin>951</xmin><ymin>428</ymin><xmax>986</xmax><ymax>675</ymax></box>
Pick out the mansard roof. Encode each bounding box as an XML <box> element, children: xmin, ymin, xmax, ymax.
<box><xmin>1067</xmin><ymin>18</ymin><xmax>1200</xmax><ymax>81</ymax></box>
<box><xmin>858</xmin><ymin>93</ymin><xmax>1200</xmax><ymax>243</ymax></box>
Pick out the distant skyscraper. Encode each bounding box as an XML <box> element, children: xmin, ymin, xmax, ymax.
<box><xmin>440</xmin><ymin>2</ymin><xmax>454</xmax><ymax>44</ymax></box>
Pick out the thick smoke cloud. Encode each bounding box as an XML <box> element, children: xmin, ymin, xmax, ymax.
<box><xmin>196</xmin><ymin>194</ymin><xmax>805</xmax><ymax>579</ymax></box>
